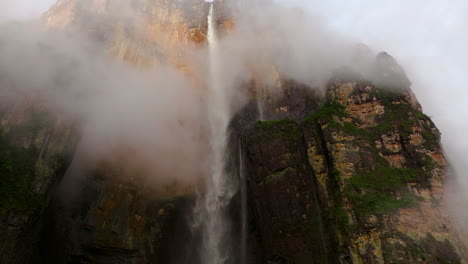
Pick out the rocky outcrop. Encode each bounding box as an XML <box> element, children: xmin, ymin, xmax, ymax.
<box><xmin>232</xmin><ymin>79</ymin><xmax>325</xmax><ymax>132</ymax></box>
<box><xmin>239</xmin><ymin>54</ymin><xmax>467</xmax><ymax>263</ymax></box>
<box><xmin>244</xmin><ymin>119</ymin><xmax>331</xmax><ymax>263</ymax></box>
<box><xmin>308</xmin><ymin>76</ymin><xmax>462</xmax><ymax>263</ymax></box>
<box><xmin>39</xmin><ymin>165</ymin><xmax>195</xmax><ymax>264</ymax></box>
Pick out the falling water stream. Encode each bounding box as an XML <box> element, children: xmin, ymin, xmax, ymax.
<box><xmin>257</xmin><ymin>87</ymin><xmax>266</xmax><ymax>121</ymax></box>
<box><xmin>192</xmin><ymin>3</ymin><xmax>238</xmax><ymax>264</ymax></box>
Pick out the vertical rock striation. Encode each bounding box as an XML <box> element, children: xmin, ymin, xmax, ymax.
<box><xmin>43</xmin><ymin>0</ymin><xmax>232</xmax><ymax>70</ymax></box>
<box><xmin>244</xmin><ymin>119</ymin><xmax>330</xmax><ymax>263</ymax></box>
<box><xmin>240</xmin><ymin>53</ymin><xmax>467</xmax><ymax>263</ymax></box>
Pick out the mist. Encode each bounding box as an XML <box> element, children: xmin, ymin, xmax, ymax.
<box><xmin>0</xmin><ymin>19</ymin><xmax>209</xmax><ymax>191</ymax></box>
<box><xmin>0</xmin><ymin>0</ymin><xmax>467</xmax><ymax>234</ymax></box>
<box><xmin>0</xmin><ymin>0</ymin><xmax>54</xmax><ymax>21</ymax></box>
<box><xmin>278</xmin><ymin>0</ymin><xmax>468</xmax><ymax>238</ymax></box>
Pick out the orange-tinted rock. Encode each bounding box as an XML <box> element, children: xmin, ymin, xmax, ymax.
<box><xmin>240</xmin><ymin>58</ymin><xmax>467</xmax><ymax>263</ymax></box>
<box><xmin>43</xmin><ymin>0</ymin><xmax>233</xmax><ymax>70</ymax></box>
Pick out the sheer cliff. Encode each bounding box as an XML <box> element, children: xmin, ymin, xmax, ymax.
<box><xmin>0</xmin><ymin>0</ymin><xmax>466</xmax><ymax>264</ymax></box>
<box><xmin>235</xmin><ymin>55</ymin><xmax>467</xmax><ymax>263</ymax></box>
<box><xmin>0</xmin><ymin>101</ymin><xmax>76</xmax><ymax>264</ymax></box>
<box><xmin>43</xmin><ymin>0</ymin><xmax>232</xmax><ymax>69</ymax></box>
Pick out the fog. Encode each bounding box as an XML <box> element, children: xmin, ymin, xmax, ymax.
<box><xmin>279</xmin><ymin>0</ymin><xmax>468</xmax><ymax>238</ymax></box>
<box><xmin>0</xmin><ymin>0</ymin><xmax>54</xmax><ymax>21</ymax></box>
<box><xmin>0</xmin><ymin>20</ymin><xmax>208</xmax><ymax>189</ymax></box>
<box><xmin>0</xmin><ymin>0</ymin><xmax>467</xmax><ymax>229</ymax></box>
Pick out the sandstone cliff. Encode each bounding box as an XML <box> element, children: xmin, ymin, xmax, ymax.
<box><xmin>0</xmin><ymin>0</ymin><xmax>466</xmax><ymax>263</ymax></box>
<box><xmin>235</xmin><ymin>54</ymin><xmax>467</xmax><ymax>263</ymax></box>
<box><xmin>43</xmin><ymin>0</ymin><xmax>232</xmax><ymax>69</ymax></box>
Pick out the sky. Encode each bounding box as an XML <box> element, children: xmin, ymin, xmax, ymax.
<box><xmin>4</xmin><ymin>0</ymin><xmax>467</xmax><ymax>115</ymax></box>
<box><xmin>0</xmin><ymin>0</ymin><xmax>55</xmax><ymax>20</ymax></box>
<box><xmin>3</xmin><ymin>0</ymin><xmax>468</xmax><ymax>201</ymax></box>
<box><xmin>289</xmin><ymin>0</ymin><xmax>468</xmax><ymax>118</ymax></box>
<box><xmin>275</xmin><ymin>0</ymin><xmax>468</xmax><ymax>202</ymax></box>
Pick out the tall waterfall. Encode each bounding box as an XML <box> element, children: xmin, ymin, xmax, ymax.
<box><xmin>192</xmin><ymin>3</ymin><xmax>235</xmax><ymax>264</ymax></box>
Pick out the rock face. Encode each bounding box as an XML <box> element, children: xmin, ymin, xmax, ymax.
<box><xmin>244</xmin><ymin>119</ymin><xmax>331</xmax><ymax>263</ymax></box>
<box><xmin>0</xmin><ymin>0</ymin><xmax>467</xmax><ymax>263</ymax></box>
<box><xmin>39</xmin><ymin>165</ymin><xmax>196</xmax><ymax>264</ymax></box>
<box><xmin>239</xmin><ymin>55</ymin><xmax>467</xmax><ymax>263</ymax></box>
<box><xmin>0</xmin><ymin>100</ymin><xmax>76</xmax><ymax>264</ymax></box>
<box><xmin>0</xmin><ymin>1</ymin><xmax>226</xmax><ymax>263</ymax></box>
<box><xmin>43</xmin><ymin>0</ymin><xmax>232</xmax><ymax>69</ymax></box>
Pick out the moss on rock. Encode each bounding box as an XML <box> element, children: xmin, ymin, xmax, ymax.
<box><xmin>0</xmin><ymin>132</ymin><xmax>43</xmax><ymax>215</ymax></box>
<box><xmin>344</xmin><ymin>166</ymin><xmax>420</xmax><ymax>219</ymax></box>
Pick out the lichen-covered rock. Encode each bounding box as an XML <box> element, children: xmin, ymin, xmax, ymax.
<box><xmin>240</xmin><ymin>55</ymin><xmax>467</xmax><ymax>263</ymax></box>
<box><xmin>303</xmin><ymin>76</ymin><xmax>464</xmax><ymax>263</ymax></box>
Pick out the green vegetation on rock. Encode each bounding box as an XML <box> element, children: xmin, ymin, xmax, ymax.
<box><xmin>344</xmin><ymin>166</ymin><xmax>419</xmax><ymax>218</ymax></box>
<box><xmin>382</xmin><ymin>232</ymin><xmax>461</xmax><ymax>264</ymax></box>
<box><xmin>372</xmin><ymin>87</ymin><xmax>439</xmax><ymax>147</ymax></box>
<box><xmin>254</xmin><ymin>118</ymin><xmax>302</xmax><ymax>140</ymax></box>
<box><xmin>0</xmin><ymin>132</ymin><xmax>42</xmax><ymax>215</ymax></box>
<box><xmin>0</xmin><ymin>109</ymin><xmax>63</xmax><ymax>216</ymax></box>
<box><xmin>302</xmin><ymin>85</ymin><xmax>436</xmax><ymax>222</ymax></box>
<box><xmin>327</xmin><ymin>206</ymin><xmax>356</xmax><ymax>233</ymax></box>
<box><xmin>303</xmin><ymin>101</ymin><xmax>346</xmax><ymax>124</ymax></box>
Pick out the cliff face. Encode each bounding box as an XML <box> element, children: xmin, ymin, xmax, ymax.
<box><xmin>244</xmin><ymin>119</ymin><xmax>331</xmax><ymax>263</ymax></box>
<box><xmin>43</xmin><ymin>0</ymin><xmax>232</xmax><ymax>70</ymax></box>
<box><xmin>40</xmin><ymin>165</ymin><xmax>195</xmax><ymax>264</ymax></box>
<box><xmin>0</xmin><ymin>100</ymin><xmax>76</xmax><ymax>264</ymax></box>
<box><xmin>238</xmin><ymin>54</ymin><xmax>467</xmax><ymax>263</ymax></box>
<box><xmin>0</xmin><ymin>1</ymin><xmax>467</xmax><ymax>263</ymax></box>
<box><xmin>5</xmin><ymin>1</ymin><xmax>225</xmax><ymax>263</ymax></box>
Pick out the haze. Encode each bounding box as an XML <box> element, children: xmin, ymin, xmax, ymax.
<box><xmin>2</xmin><ymin>0</ymin><xmax>468</xmax><ymax>228</ymax></box>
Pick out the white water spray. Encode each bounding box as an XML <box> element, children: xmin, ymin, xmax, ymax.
<box><xmin>193</xmin><ymin>3</ymin><xmax>235</xmax><ymax>264</ymax></box>
<box><xmin>256</xmin><ymin>87</ymin><xmax>266</xmax><ymax>121</ymax></box>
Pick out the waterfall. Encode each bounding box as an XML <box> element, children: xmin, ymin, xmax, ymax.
<box><xmin>257</xmin><ymin>87</ymin><xmax>265</xmax><ymax>121</ymax></box>
<box><xmin>192</xmin><ymin>3</ymin><xmax>235</xmax><ymax>264</ymax></box>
